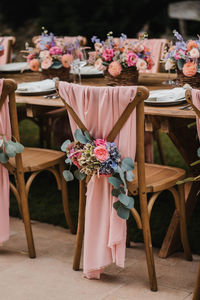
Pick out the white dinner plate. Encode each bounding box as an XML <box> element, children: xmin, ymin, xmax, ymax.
<box><xmin>16</xmin><ymin>79</ymin><xmax>56</xmax><ymax>95</ymax></box>
<box><xmin>70</xmin><ymin>65</ymin><xmax>103</xmax><ymax>76</ymax></box>
<box><xmin>0</xmin><ymin>62</ymin><xmax>30</xmax><ymax>72</ymax></box>
<box><xmin>144</xmin><ymin>88</ymin><xmax>186</xmax><ymax>106</ymax></box>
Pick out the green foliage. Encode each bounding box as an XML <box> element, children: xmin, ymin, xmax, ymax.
<box><xmin>74</xmin><ymin>129</ymin><xmax>88</xmax><ymax>144</ymax></box>
<box><xmin>63</xmin><ymin>170</ymin><xmax>74</xmax><ymax>181</ymax></box>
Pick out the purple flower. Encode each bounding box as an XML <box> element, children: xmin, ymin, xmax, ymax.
<box><xmin>173</xmin><ymin>30</ymin><xmax>184</xmax><ymax>41</ymax></box>
<box><xmin>91</xmin><ymin>36</ymin><xmax>100</xmax><ymax>43</ymax></box>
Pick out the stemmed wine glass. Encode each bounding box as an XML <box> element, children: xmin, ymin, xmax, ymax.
<box><xmin>70</xmin><ymin>47</ymin><xmax>87</xmax><ymax>84</ymax></box>
<box><xmin>162</xmin><ymin>41</ymin><xmax>176</xmax><ymax>86</ymax></box>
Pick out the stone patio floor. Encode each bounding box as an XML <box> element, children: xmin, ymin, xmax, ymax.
<box><xmin>0</xmin><ymin>217</ymin><xmax>199</xmax><ymax>300</ymax></box>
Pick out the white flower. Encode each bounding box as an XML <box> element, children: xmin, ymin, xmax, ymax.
<box><xmin>189</xmin><ymin>48</ymin><xmax>200</xmax><ymax>59</ymax></box>
<box><xmin>136</xmin><ymin>58</ymin><xmax>147</xmax><ymax>71</ymax></box>
<box><xmin>165</xmin><ymin>59</ymin><xmax>175</xmax><ymax>71</ymax></box>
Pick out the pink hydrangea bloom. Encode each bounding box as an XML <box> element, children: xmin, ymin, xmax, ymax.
<box><xmin>102</xmin><ymin>49</ymin><xmax>114</xmax><ymax>61</ymax></box>
<box><xmin>94</xmin><ymin>145</ymin><xmax>109</xmax><ymax>162</ymax></box>
<box><xmin>126</xmin><ymin>52</ymin><xmax>138</xmax><ymax>67</ymax></box>
<box><xmin>49</xmin><ymin>46</ymin><xmax>62</xmax><ymax>55</ymax></box>
<box><xmin>108</xmin><ymin>61</ymin><xmax>122</xmax><ymax>77</ymax></box>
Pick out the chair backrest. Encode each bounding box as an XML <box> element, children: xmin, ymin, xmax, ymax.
<box><xmin>186</xmin><ymin>89</ymin><xmax>200</xmax><ymax>141</ymax></box>
<box><xmin>0</xmin><ymin>36</ymin><xmax>15</xmax><ymax>65</ymax></box>
<box><xmin>113</xmin><ymin>38</ymin><xmax>168</xmax><ymax>73</ymax></box>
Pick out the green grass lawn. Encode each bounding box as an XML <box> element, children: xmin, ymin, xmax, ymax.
<box><xmin>10</xmin><ymin>117</ymin><xmax>200</xmax><ymax>254</ymax></box>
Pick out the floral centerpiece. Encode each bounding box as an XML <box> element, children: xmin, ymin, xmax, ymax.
<box><xmin>61</xmin><ymin>129</ymin><xmax>135</xmax><ymax>220</ymax></box>
<box><xmin>23</xmin><ymin>27</ymin><xmax>78</xmax><ymax>81</ymax></box>
<box><xmin>89</xmin><ymin>32</ymin><xmax>154</xmax><ymax>85</ymax></box>
<box><xmin>164</xmin><ymin>30</ymin><xmax>200</xmax><ymax>88</ymax></box>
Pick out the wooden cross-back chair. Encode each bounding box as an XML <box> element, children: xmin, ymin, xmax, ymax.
<box><xmin>56</xmin><ymin>81</ymin><xmax>192</xmax><ymax>291</ymax></box>
<box><xmin>186</xmin><ymin>89</ymin><xmax>200</xmax><ymax>300</ymax></box>
<box><xmin>0</xmin><ymin>79</ymin><xmax>75</xmax><ymax>258</ymax></box>
<box><xmin>0</xmin><ymin>36</ymin><xmax>16</xmax><ymax>65</ymax></box>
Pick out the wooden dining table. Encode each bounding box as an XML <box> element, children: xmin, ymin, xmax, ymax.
<box><xmin>1</xmin><ymin>69</ymin><xmax>199</xmax><ymax>258</ymax></box>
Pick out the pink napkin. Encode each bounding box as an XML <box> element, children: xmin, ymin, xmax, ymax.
<box><xmin>0</xmin><ymin>37</ymin><xmax>14</xmax><ymax>65</ymax></box>
<box><xmin>192</xmin><ymin>89</ymin><xmax>200</xmax><ymax>141</ymax></box>
<box><xmin>59</xmin><ymin>82</ymin><xmax>137</xmax><ymax>279</ymax></box>
<box><xmin>0</xmin><ymin>79</ymin><xmax>11</xmax><ymax>244</ymax></box>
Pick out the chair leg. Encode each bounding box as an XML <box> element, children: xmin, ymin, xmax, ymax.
<box><xmin>59</xmin><ymin>161</ymin><xmax>75</xmax><ymax>234</ymax></box>
<box><xmin>139</xmin><ymin>192</ymin><xmax>157</xmax><ymax>291</ymax></box>
<box><xmin>16</xmin><ymin>170</ymin><xmax>36</xmax><ymax>258</ymax></box>
<box><xmin>193</xmin><ymin>263</ymin><xmax>200</xmax><ymax>300</ymax></box>
<box><xmin>178</xmin><ymin>184</ymin><xmax>193</xmax><ymax>261</ymax></box>
<box><xmin>73</xmin><ymin>179</ymin><xmax>86</xmax><ymax>271</ymax></box>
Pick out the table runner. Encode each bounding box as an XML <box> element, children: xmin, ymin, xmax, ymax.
<box><xmin>0</xmin><ymin>79</ymin><xmax>11</xmax><ymax>244</ymax></box>
<box><xmin>59</xmin><ymin>82</ymin><xmax>137</xmax><ymax>279</ymax></box>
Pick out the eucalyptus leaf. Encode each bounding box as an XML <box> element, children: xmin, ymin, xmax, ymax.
<box><xmin>0</xmin><ymin>152</ymin><xmax>9</xmax><ymax>163</ymax></box>
<box><xmin>197</xmin><ymin>147</ymin><xmax>200</xmax><ymax>158</ymax></box>
<box><xmin>112</xmin><ymin>188</ymin><xmax>121</xmax><ymax>197</ymax></box>
<box><xmin>84</xmin><ymin>131</ymin><xmax>92</xmax><ymax>142</ymax></box>
<box><xmin>118</xmin><ymin>193</ymin><xmax>132</xmax><ymax>207</ymax></box>
<box><xmin>65</xmin><ymin>157</ymin><xmax>72</xmax><ymax>164</ymax></box>
<box><xmin>63</xmin><ymin>170</ymin><xmax>74</xmax><ymax>181</ymax></box>
<box><xmin>117</xmin><ymin>204</ymin><xmax>130</xmax><ymax>220</ymax></box>
<box><xmin>121</xmin><ymin>157</ymin><xmax>134</xmax><ymax>171</ymax></box>
<box><xmin>74</xmin><ymin>129</ymin><xmax>88</xmax><ymax>144</ymax></box>
<box><xmin>108</xmin><ymin>176</ymin><xmax>122</xmax><ymax>188</ymax></box>
<box><xmin>4</xmin><ymin>141</ymin><xmax>16</xmax><ymax>157</ymax></box>
<box><xmin>15</xmin><ymin>142</ymin><xmax>24</xmax><ymax>153</ymax></box>
<box><xmin>117</xmin><ymin>166</ymin><xmax>127</xmax><ymax>190</ymax></box>
<box><xmin>177</xmin><ymin>59</ymin><xmax>185</xmax><ymax>71</ymax></box>
<box><xmin>126</xmin><ymin>197</ymin><xmax>134</xmax><ymax>209</ymax></box>
<box><xmin>61</xmin><ymin>140</ymin><xmax>71</xmax><ymax>152</ymax></box>
<box><xmin>51</xmin><ymin>61</ymin><xmax>62</xmax><ymax>69</ymax></box>
<box><xmin>113</xmin><ymin>200</ymin><xmax>120</xmax><ymax>210</ymax></box>
<box><xmin>74</xmin><ymin>169</ymin><xmax>86</xmax><ymax>180</ymax></box>
<box><xmin>126</xmin><ymin>170</ymin><xmax>134</xmax><ymax>182</ymax></box>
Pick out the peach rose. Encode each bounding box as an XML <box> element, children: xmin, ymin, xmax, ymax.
<box><xmin>61</xmin><ymin>54</ymin><xmax>73</xmax><ymax>68</ymax></box>
<box><xmin>136</xmin><ymin>58</ymin><xmax>147</xmax><ymax>71</ymax></box>
<box><xmin>182</xmin><ymin>62</ymin><xmax>197</xmax><ymax>77</ymax></box>
<box><xmin>94</xmin><ymin>145</ymin><xmax>109</xmax><ymax>162</ymax></box>
<box><xmin>108</xmin><ymin>61</ymin><xmax>122</xmax><ymax>76</ymax></box>
<box><xmin>189</xmin><ymin>48</ymin><xmax>200</xmax><ymax>59</ymax></box>
<box><xmin>187</xmin><ymin>40</ymin><xmax>198</xmax><ymax>51</ymax></box>
<box><xmin>41</xmin><ymin>57</ymin><xmax>52</xmax><ymax>69</ymax></box>
<box><xmin>29</xmin><ymin>59</ymin><xmax>40</xmax><ymax>71</ymax></box>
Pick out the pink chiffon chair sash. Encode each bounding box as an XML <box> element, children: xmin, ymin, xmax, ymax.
<box><xmin>0</xmin><ymin>79</ymin><xmax>11</xmax><ymax>244</ymax></box>
<box><xmin>0</xmin><ymin>37</ymin><xmax>14</xmax><ymax>65</ymax></box>
<box><xmin>192</xmin><ymin>89</ymin><xmax>200</xmax><ymax>141</ymax></box>
<box><xmin>59</xmin><ymin>82</ymin><xmax>137</xmax><ymax>279</ymax></box>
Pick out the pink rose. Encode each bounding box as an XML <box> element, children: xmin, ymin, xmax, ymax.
<box><xmin>94</xmin><ymin>145</ymin><xmax>109</xmax><ymax>162</ymax></box>
<box><xmin>49</xmin><ymin>46</ymin><xmax>62</xmax><ymax>55</ymax></box>
<box><xmin>29</xmin><ymin>59</ymin><xmax>40</xmax><ymax>71</ymax></box>
<box><xmin>108</xmin><ymin>61</ymin><xmax>122</xmax><ymax>77</ymax></box>
<box><xmin>61</xmin><ymin>54</ymin><xmax>73</xmax><ymax>68</ymax></box>
<box><xmin>94</xmin><ymin>139</ymin><xmax>107</xmax><ymax>146</ymax></box>
<box><xmin>126</xmin><ymin>52</ymin><xmax>138</xmax><ymax>67</ymax></box>
<box><xmin>41</xmin><ymin>57</ymin><xmax>52</xmax><ymax>69</ymax></box>
<box><xmin>136</xmin><ymin>58</ymin><xmax>147</xmax><ymax>71</ymax></box>
<box><xmin>189</xmin><ymin>48</ymin><xmax>200</xmax><ymax>59</ymax></box>
<box><xmin>102</xmin><ymin>49</ymin><xmax>114</xmax><ymax>61</ymax></box>
<box><xmin>27</xmin><ymin>53</ymin><xmax>35</xmax><ymax>63</ymax></box>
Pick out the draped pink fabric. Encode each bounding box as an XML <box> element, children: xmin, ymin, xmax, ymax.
<box><xmin>0</xmin><ymin>79</ymin><xmax>11</xmax><ymax>244</ymax></box>
<box><xmin>113</xmin><ymin>38</ymin><xmax>167</xmax><ymax>73</ymax></box>
<box><xmin>192</xmin><ymin>89</ymin><xmax>200</xmax><ymax>141</ymax></box>
<box><xmin>0</xmin><ymin>37</ymin><xmax>14</xmax><ymax>65</ymax></box>
<box><xmin>59</xmin><ymin>82</ymin><xmax>137</xmax><ymax>279</ymax></box>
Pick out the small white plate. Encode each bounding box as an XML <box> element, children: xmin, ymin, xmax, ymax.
<box><xmin>0</xmin><ymin>62</ymin><xmax>30</xmax><ymax>72</ymax></box>
<box><xmin>16</xmin><ymin>79</ymin><xmax>56</xmax><ymax>95</ymax></box>
<box><xmin>145</xmin><ymin>88</ymin><xmax>186</xmax><ymax>106</ymax></box>
<box><xmin>70</xmin><ymin>65</ymin><xmax>103</xmax><ymax>76</ymax></box>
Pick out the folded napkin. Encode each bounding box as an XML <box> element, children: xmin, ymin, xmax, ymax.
<box><xmin>70</xmin><ymin>65</ymin><xmax>103</xmax><ymax>75</ymax></box>
<box><xmin>148</xmin><ymin>87</ymin><xmax>186</xmax><ymax>102</ymax></box>
<box><xmin>17</xmin><ymin>79</ymin><xmax>55</xmax><ymax>92</ymax></box>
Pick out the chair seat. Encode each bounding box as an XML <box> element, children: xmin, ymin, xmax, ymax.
<box><xmin>8</xmin><ymin>147</ymin><xmax>65</xmax><ymax>173</ymax></box>
<box><xmin>127</xmin><ymin>163</ymin><xmax>186</xmax><ymax>194</ymax></box>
